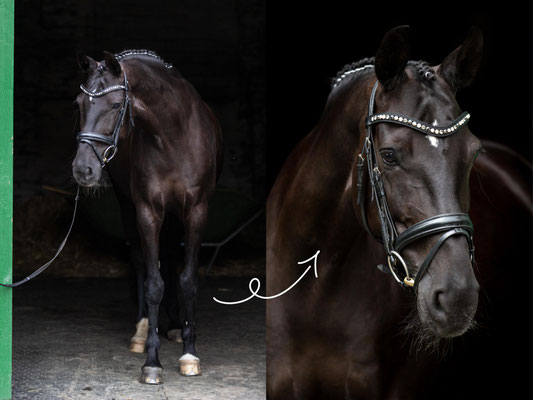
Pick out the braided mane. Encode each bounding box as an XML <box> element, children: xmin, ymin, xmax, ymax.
<box><xmin>114</xmin><ymin>49</ymin><xmax>173</xmax><ymax>69</ymax></box>
<box><xmin>331</xmin><ymin>58</ymin><xmax>435</xmax><ymax>90</ymax></box>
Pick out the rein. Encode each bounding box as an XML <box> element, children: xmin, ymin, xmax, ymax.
<box><xmin>0</xmin><ymin>186</ymin><xmax>80</xmax><ymax>288</ymax></box>
<box><xmin>357</xmin><ymin>81</ymin><xmax>475</xmax><ymax>290</ymax></box>
<box><xmin>77</xmin><ymin>70</ymin><xmax>135</xmax><ymax>167</ymax></box>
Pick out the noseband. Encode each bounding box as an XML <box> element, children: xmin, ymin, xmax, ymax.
<box><xmin>357</xmin><ymin>81</ymin><xmax>475</xmax><ymax>290</ymax></box>
<box><xmin>77</xmin><ymin>70</ymin><xmax>135</xmax><ymax>167</ymax></box>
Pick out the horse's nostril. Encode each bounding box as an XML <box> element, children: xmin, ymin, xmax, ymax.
<box><xmin>433</xmin><ymin>290</ymin><xmax>445</xmax><ymax>312</ymax></box>
<box><xmin>86</xmin><ymin>166</ymin><xmax>93</xmax><ymax>177</ymax></box>
<box><xmin>432</xmin><ymin>286</ymin><xmax>478</xmax><ymax>316</ymax></box>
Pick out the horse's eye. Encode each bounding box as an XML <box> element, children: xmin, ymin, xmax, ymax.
<box><xmin>73</xmin><ymin>101</ymin><xmax>79</xmax><ymax>110</ymax></box>
<box><xmin>112</xmin><ymin>103</ymin><xmax>121</xmax><ymax>109</ymax></box>
<box><xmin>380</xmin><ymin>149</ymin><xmax>399</xmax><ymax>165</ymax></box>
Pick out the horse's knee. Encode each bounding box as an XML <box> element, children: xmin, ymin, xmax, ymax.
<box><xmin>179</xmin><ymin>269</ymin><xmax>198</xmax><ymax>296</ymax></box>
<box><xmin>145</xmin><ymin>275</ymin><xmax>164</xmax><ymax>305</ymax></box>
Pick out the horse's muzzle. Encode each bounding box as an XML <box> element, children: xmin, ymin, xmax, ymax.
<box><xmin>72</xmin><ymin>159</ymin><xmax>101</xmax><ymax>187</ymax></box>
<box><xmin>418</xmin><ymin>274</ymin><xmax>479</xmax><ymax>338</ymax></box>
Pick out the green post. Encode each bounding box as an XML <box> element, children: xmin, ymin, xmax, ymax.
<box><xmin>0</xmin><ymin>0</ymin><xmax>13</xmax><ymax>399</ymax></box>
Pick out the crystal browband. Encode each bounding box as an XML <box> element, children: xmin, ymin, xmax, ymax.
<box><xmin>80</xmin><ymin>84</ymin><xmax>127</xmax><ymax>98</ymax></box>
<box><xmin>366</xmin><ymin>111</ymin><xmax>470</xmax><ymax>137</ymax></box>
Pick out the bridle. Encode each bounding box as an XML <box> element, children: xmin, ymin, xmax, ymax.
<box><xmin>357</xmin><ymin>81</ymin><xmax>475</xmax><ymax>290</ymax></box>
<box><xmin>77</xmin><ymin>69</ymin><xmax>135</xmax><ymax>167</ymax></box>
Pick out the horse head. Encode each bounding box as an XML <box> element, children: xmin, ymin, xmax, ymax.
<box><xmin>72</xmin><ymin>51</ymin><xmax>132</xmax><ymax>187</ymax></box>
<box><xmin>356</xmin><ymin>26</ymin><xmax>483</xmax><ymax>339</ymax></box>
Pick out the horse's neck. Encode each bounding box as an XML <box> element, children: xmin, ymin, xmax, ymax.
<box><xmin>297</xmin><ymin>86</ymin><xmax>367</xmax><ymax>217</ymax></box>
<box><xmin>273</xmin><ymin>86</ymin><xmax>369</xmax><ymax>261</ymax></box>
<box><xmin>126</xmin><ymin>64</ymin><xmax>179</xmax><ymax>132</ymax></box>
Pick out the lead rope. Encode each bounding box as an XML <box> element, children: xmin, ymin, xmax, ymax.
<box><xmin>0</xmin><ymin>185</ymin><xmax>80</xmax><ymax>288</ymax></box>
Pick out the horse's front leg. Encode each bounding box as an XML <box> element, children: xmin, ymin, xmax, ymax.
<box><xmin>178</xmin><ymin>201</ymin><xmax>208</xmax><ymax>376</ymax></box>
<box><xmin>135</xmin><ymin>202</ymin><xmax>165</xmax><ymax>384</ymax></box>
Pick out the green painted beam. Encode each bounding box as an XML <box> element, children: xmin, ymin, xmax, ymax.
<box><xmin>0</xmin><ymin>0</ymin><xmax>13</xmax><ymax>398</ymax></box>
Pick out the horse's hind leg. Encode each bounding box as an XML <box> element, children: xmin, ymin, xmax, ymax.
<box><xmin>160</xmin><ymin>217</ymin><xmax>182</xmax><ymax>343</ymax></box>
<box><xmin>178</xmin><ymin>201</ymin><xmax>207</xmax><ymax>376</ymax></box>
<box><xmin>115</xmin><ymin>192</ymin><xmax>148</xmax><ymax>353</ymax></box>
<box><xmin>129</xmin><ymin>243</ymin><xmax>148</xmax><ymax>353</ymax></box>
<box><xmin>135</xmin><ymin>202</ymin><xmax>165</xmax><ymax>384</ymax></box>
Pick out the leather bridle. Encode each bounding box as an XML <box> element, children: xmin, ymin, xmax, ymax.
<box><xmin>357</xmin><ymin>81</ymin><xmax>475</xmax><ymax>290</ymax></box>
<box><xmin>77</xmin><ymin>70</ymin><xmax>135</xmax><ymax>167</ymax></box>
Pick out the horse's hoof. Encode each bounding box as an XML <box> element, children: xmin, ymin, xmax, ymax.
<box><xmin>140</xmin><ymin>366</ymin><xmax>163</xmax><ymax>385</ymax></box>
<box><xmin>129</xmin><ymin>340</ymin><xmax>146</xmax><ymax>353</ymax></box>
<box><xmin>179</xmin><ymin>353</ymin><xmax>201</xmax><ymax>376</ymax></box>
<box><xmin>167</xmin><ymin>328</ymin><xmax>183</xmax><ymax>343</ymax></box>
<box><xmin>130</xmin><ymin>318</ymin><xmax>148</xmax><ymax>353</ymax></box>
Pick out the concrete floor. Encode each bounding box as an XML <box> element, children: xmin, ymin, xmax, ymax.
<box><xmin>12</xmin><ymin>277</ymin><xmax>265</xmax><ymax>400</ymax></box>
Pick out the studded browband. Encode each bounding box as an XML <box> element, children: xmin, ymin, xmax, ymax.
<box><xmin>367</xmin><ymin>111</ymin><xmax>470</xmax><ymax>137</ymax></box>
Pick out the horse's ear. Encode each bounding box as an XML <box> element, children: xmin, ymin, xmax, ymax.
<box><xmin>438</xmin><ymin>27</ymin><xmax>483</xmax><ymax>91</ymax></box>
<box><xmin>103</xmin><ymin>51</ymin><xmax>121</xmax><ymax>76</ymax></box>
<box><xmin>77</xmin><ymin>51</ymin><xmax>97</xmax><ymax>73</ymax></box>
<box><xmin>375</xmin><ymin>25</ymin><xmax>410</xmax><ymax>91</ymax></box>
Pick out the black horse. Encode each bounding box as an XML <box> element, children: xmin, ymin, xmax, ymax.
<box><xmin>72</xmin><ymin>50</ymin><xmax>223</xmax><ymax>384</ymax></box>
<box><xmin>267</xmin><ymin>27</ymin><xmax>532</xmax><ymax>399</ymax></box>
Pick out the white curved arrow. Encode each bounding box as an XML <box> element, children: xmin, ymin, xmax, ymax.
<box><xmin>213</xmin><ymin>250</ymin><xmax>320</xmax><ymax>305</ymax></box>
